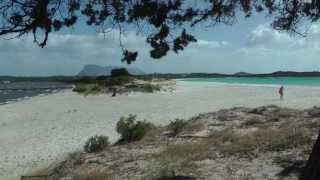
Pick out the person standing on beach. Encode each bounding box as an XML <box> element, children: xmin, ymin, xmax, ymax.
<box><xmin>112</xmin><ymin>87</ymin><xmax>117</xmax><ymax>97</ymax></box>
<box><xmin>279</xmin><ymin>85</ymin><xmax>284</xmax><ymax>100</ymax></box>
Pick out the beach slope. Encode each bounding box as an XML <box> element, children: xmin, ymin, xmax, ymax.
<box><xmin>1</xmin><ymin>81</ymin><xmax>320</xmax><ymax>179</ymax></box>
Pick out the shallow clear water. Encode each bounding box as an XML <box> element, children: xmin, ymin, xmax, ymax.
<box><xmin>0</xmin><ymin>82</ymin><xmax>72</xmax><ymax>104</ymax></box>
<box><xmin>182</xmin><ymin>77</ymin><xmax>320</xmax><ymax>87</ymax></box>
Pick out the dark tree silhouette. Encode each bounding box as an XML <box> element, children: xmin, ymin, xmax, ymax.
<box><xmin>1</xmin><ymin>1</ymin><xmax>320</xmax><ymax>178</ymax></box>
<box><xmin>300</xmin><ymin>133</ymin><xmax>320</xmax><ymax>180</ymax></box>
<box><xmin>0</xmin><ymin>0</ymin><xmax>319</xmax><ymax>63</ymax></box>
<box><xmin>111</xmin><ymin>68</ymin><xmax>130</xmax><ymax>77</ymax></box>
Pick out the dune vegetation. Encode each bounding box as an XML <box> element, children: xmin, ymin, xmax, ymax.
<box><xmin>24</xmin><ymin>105</ymin><xmax>320</xmax><ymax>180</ymax></box>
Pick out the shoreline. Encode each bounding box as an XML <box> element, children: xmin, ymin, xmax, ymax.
<box><xmin>0</xmin><ymin>86</ymin><xmax>73</xmax><ymax>106</ymax></box>
<box><xmin>0</xmin><ymin>89</ymin><xmax>72</xmax><ymax>106</ymax></box>
<box><xmin>1</xmin><ymin>81</ymin><xmax>320</xmax><ymax>179</ymax></box>
<box><xmin>177</xmin><ymin>78</ymin><xmax>320</xmax><ymax>89</ymax></box>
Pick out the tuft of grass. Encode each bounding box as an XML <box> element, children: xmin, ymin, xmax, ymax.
<box><xmin>156</xmin><ymin>142</ymin><xmax>209</xmax><ymax>163</ymax></box>
<box><xmin>241</xmin><ymin>118</ymin><xmax>264</xmax><ymax>127</ymax></box>
<box><xmin>73</xmin><ymin>168</ymin><xmax>112</xmax><ymax>180</ymax></box>
<box><xmin>209</xmin><ymin>126</ymin><xmax>313</xmax><ymax>156</ymax></box>
<box><xmin>129</xmin><ymin>83</ymin><xmax>161</xmax><ymax>93</ymax></box>
<box><xmin>253</xmin><ymin>126</ymin><xmax>313</xmax><ymax>151</ymax></box>
<box><xmin>211</xmin><ymin>130</ymin><xmax>257</xmax><ymax>156</ymax></box>
<box><xmin>116</xmin><ymin>115</ymin><xmax>152</xmax><ymax>143</ymax></box>
<box><xmin>145</xmin><ymin>142</ymin><xmax>207</xmax><ymax>179</ymax></box>
<box><xmin>72</xmin><ymin>84</ymin><xmax>87</xmax><ymax>93</ymax></box>
<box><xmin>24</xmin><ymin>151</ymin><xmax>83</xmax><ymax>178</ymax></box>
<box><xmin>73</xmin><ymin>84</ymin><xmax>103</xmax><ymax>96</ymax></box>
<box><xmin>141</xmin><ymin>84</ymin><xmax>161</xmax><ymax>93</ymax></box>
<box><xmin>168</xmin><ymin>119</ymin><xmax>188</xmax><ymax>137</ymax></box>
<box><xmin>106</xmin><ymin>76</ymin><xmax>134</xmax><ymax>86</ymax></box>
<box><xmin>84</xmin><ymin>135</ymin><xmax>110</xmax><ymax>153</ymax></box>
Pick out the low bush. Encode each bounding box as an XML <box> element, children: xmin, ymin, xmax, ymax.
<box><xmin>90</xmin><ymin>84</ymin><xmax>102</xmax><ymax>92</ymax></box>
<box><xmin>241</xmin><ymin>118</ymin><xmax>264</xmax><ymax>127</ymax></box>
<box><xmin>253</xmin><ymin>126</ymin><xmax>312</xmax><ymax>151</ymax></box>
<box><xmin>116</xmin><ymin>115</ymin><xmax>151</xmax><ymax>143</ymax></box>
<box><xmin>209</xmin><ymin>126</ymin><xmax>313</xmax><ymax>156</ymax></box>
<box><xmin>84</xmin><ymin>135</ymin><xmax>110</xmax><ymax>153</ymax></box>
<box><xmin>140</xmin><ymin>84</ymin><xmax>161</xmax><ymax>93</ymax></box>
<box><xmin>75</xmin><ymin>77</ymin><xmax>97</xmax><ymax>84</ymax></box>
<box><xmin>111</xmin><ymin>68</ymin><xmax>131</xmax><ymax>77</ymax></box>
<box><xmin>168</xmin><ymin>119</ymin><xmax>187</xmax><ymax>137</ymax></box>
<box><xmin>72</xmin><ymin>84</ymin><xmax>88</xmax><ymax>93</ymax></box>
<box><xmin>73</xmin><ymin>84</ymin><xmax>103</xmax><ymax>95</ymax></box>
<box><xmin>145</xmin><ymin>142</ymin><xmax>207</xmax><ymax>180</ymax></box>
<box><xmin>106</xmin><ymin>76</ymin><xmax>134</xmax><ymax>86</ymax></box>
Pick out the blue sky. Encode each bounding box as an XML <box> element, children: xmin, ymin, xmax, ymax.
<box><xmin>0</xmin><ymin>13</ymin><xmax>320</xmax><ymax>76</ymax></box>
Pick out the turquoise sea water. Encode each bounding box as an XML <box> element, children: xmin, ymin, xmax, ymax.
<box><xmin>182</xmin><ymin>77</ymin><xmax>320</xmax><ymax>87</ymax></box>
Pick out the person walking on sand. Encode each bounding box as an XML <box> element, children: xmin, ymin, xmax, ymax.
<box><xmin>112</xmin><ymin>87</ymin><xmax>117</xmax><ymax>97</ymax></box>
<box><xmin>279</xmin><ymin>85</ymin><xmax>284</xmax><ymax>100</ymax></box>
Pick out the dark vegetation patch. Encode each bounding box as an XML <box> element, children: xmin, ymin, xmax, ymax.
<box><xmin>168</xmin><ymin>119</ymin><xmax>188</xmax><ymax>137</ymax></box>
<box><xmin>72</xmin><ymin>70</ymin><xmax>163</xmax><ymax>95</ymax></box>
<box><xmin>157</xmin><ymin>176</ymin><xmax>197</xmax><ymax>180</ymax></box>
<box><xmin>84</xmin><ymin>135</ymin><xmax>110</xmax><ymax>153</ymax></box>
<box><xmin>116</xmin><ymin>114</ymin><xmax>153</xmax><ymax>143</ymax></box>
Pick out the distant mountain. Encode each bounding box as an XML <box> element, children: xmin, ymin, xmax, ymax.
<box><xmin>230</xmin><ymin>71</ymin><xmax>320</xmax><ymax>77</ymax></box>
<box><xmin>148</xmin><ymin>71</ymin><xmax>320</xmax><ymax>79</ymax></box>
<box><xmin>233</xmin><ymin>72</ymin><xmax>253</xmax><ymax>76</ymax></box>
<box><xmin>77</xmin><ymin>65</ymin><xmax>145</xmax><ymax>76</ymax></box>
<box><xmin>249</xmin><ymin>71</ymin><xmax>320</xmax><ymax>77</ymax></box>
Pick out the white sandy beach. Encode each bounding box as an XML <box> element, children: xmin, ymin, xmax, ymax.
<box><xmin>1</xmin><ymin>80</ymin><xmax>320</xmax><ymax>179</ymax></box>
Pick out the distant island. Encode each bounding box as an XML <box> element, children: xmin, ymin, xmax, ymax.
<box><xmin>238</xmin><ymin>71</ymin><xmax>320</xmax><ymax>77</ymax></box>
<box><xmin>2</xmin><ymin>70</ymin><xmax>320</xmax><ymax>83</ymax></box>
<box><xmin>149</xmin><ymin>71</ymin><xmax>320</xmax><ymax>79</ymax></box>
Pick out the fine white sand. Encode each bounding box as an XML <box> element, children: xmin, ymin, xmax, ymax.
<box><xmin>1</xmin><ymin>80</ymin><xmax>320</xmax><ymax>179</ymax></box>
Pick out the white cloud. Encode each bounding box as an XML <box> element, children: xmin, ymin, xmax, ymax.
<box><xmin>0</xmin><ymin>31</ymin><xmax>148</xmax><ymax>75</ymax></box>
<box><xmin>194</xmin><ymin>40</ymin><xmax>230</xmax><ymax>48</ymax></box>
<box><xmin>246</xmin><ymin>24</ymin><xmax>297</xmax><ymax>49</ymax></box>
<box><xmin>2</xmin><ymin>23</ymin><xmax>320</xmax><ymax>75</ymax></box>
<box><xmin>244</xmin><ymin>23</ymin><xmax>320</xmax><ymax>51</ymax></box>
<box><xmin>0</xmin><ymin>29</ymin><xmax>231</xmax><ymax>75</ymax></box>
<box><xmin>228</xmin><ymin>23</ymin><xmax>320</xmax><ymax>73</ymax></box>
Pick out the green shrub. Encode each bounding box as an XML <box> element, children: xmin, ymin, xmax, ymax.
<box><xmin>106</xmin><ymin>76</ymin><xmax>133</xmax><ymax>86</ymax></box>
<box><xmin>141</xmin><ymin>84</ymin><xmax>161</xmax><ymax>93</ymax></box>
<box><xmin>90</xmin><ymin>84</ymin><xmax>102</xmax><ymax>92</ymax></box>
<box><xmin>116</xmin><ymin>115</ymin><xmax>150</xmax><ymax>142</ymax></box>
<box><xmin>111</xmin><ymin>68</ymin><xmax>131</xmax><ymax>77</ymax></box>
<box><xmin>84</xmin><ymin>135</ymin><xmax>110</xmax><ymax>153</ymax></box>
<box><xmin>241</xmin><ymin>118</ymin><xmax>263</xmax><ymax>127</ymax></box>
<box><xmin>96</xmin><ymin>76</ymin><xmax>108</xmax><ymax>80</ymax></box>
<box><xmin>72</xmin><ymin>84</ymin><xmax>88</xmax><ymax>93</ymax></box>
<box><xmin>168</xmin><ymin>119</ymin><xmax>187</xmax><ymax>137</ymax></box>
<box><xmin>209</xmin><ymin>126</ymin><xmax>313</xmax><ymax>156</ymax></box>
<box><xmin>73</xmin><ymin>84</ymin><xmax>103</xmax><ymax>95</ymax></box>
<box><xmin>76</xmin><ymin>77</ymin><xmax>97</xmax><ymax>84</ymax></box>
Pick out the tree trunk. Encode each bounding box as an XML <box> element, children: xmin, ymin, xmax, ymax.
<box><xmin>300</xmin><ymin>131</ymin><xmax>320</xmax><ymax>180</ymax></box>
